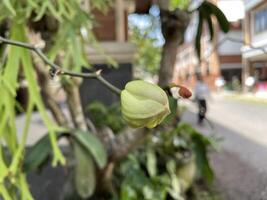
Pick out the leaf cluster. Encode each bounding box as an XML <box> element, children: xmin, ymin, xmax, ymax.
<box><xmin>114</xmin><ymin>122</ymin><xmax>218</xmax><ymax>200</ymax></box>
<box><xmin>195</xmin><ymin>1</ymin><xmax>230</xmax><ymax>59</ymax></box>
<box><xmin>86</xmin><ymin>101</ymin><xmax>126</xmax><ymax>133</ymax></box>
<box><xmin>23</xmin><ymin>130</ymin><xmax>107</xmax><ymax>199</ymax></box>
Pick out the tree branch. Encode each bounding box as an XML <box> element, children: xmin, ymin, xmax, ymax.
<box><xmin>108</xmin><ymin>127</ymin><xmax>149</xmax><ymax>162</ymax></box>
<box><xmin>0</xmin><ymin>36</ymin><xmax>121</xmax><ymax>95</ymax></box>
<box><xmin>63</xmin><ymin>81</ymin><xmax>88</xmax><ymax>131</ymax></box>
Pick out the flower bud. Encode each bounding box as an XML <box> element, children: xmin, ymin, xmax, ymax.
<box><xmin>121</xmin><ymin>80</ymin><xmax>170</xmax><ymax>128</ymax></box>
<box><xmin>178</xmin><ymin>86</ymin><xmax>192</xmax><ymax>98</ymax></box>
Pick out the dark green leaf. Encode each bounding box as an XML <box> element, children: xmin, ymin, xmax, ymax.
<box><xmin>191</xmin><ymin>134</ymin><xmax>214</xmax><ymax>183</ymax></box>
<box><xmin>23</xmin><ymin>134</ymin><xmax>51</xmax><ymax>172</ymax></box>
<box><xmin>204</xmin><ymin>1</ymin><xmax>230</xmax><ymax>33</ymax></box>
<box><xmin>73</xmin><ymin>130</ymin><xmax>107</xmax><ymax>169</ymax></box>
<box><xmin>206</xmin><ymin>15</ymin><xmax>214</xmax><ymax>41</ymax></box>
<box><xmin>3</xmin><ymin>0</ymin><xmax>16</xmax><ymax>16</ymax></box>
<box><xmin>163</xmin><ymin>96</ymin><xmax>177</xmax><ymax>124</ymax></box>
<box><xmin>195</xmin><ymin>10</ymin><xmax>203</xmax><ymax>59</ymax></box>
<box><xmin>74</xmin><ymin>141</ymin><xmax>96</xmax><ymax>198</ymax></box>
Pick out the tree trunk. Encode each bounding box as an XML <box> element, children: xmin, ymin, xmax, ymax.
<box><xmin>158</xmin><ymin>9</ymin><xmax>190</xmax><ymax>87</ymax></box>
<box><xmin>158</xmin><ymin>37</ymin><xmax>181</xmax><ymax>87</ymax></box>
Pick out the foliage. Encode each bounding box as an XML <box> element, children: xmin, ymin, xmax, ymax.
<box><xmin>86</xmin><ymin>102</ymin><xmax>126</xmax><ymax>133</ymax></box>
<box><xmin>195</xmin><ymin>1</ymin><xmax>230</xmax><ymax>58</ymax></box>
<box><xmin>114</xmin><ymin>123</ymin><xmax>217</xmax><ymax>200</ymax></box>
<box><xmin>0</xmin><ymin>0</ymin><xmax>112</xmax><ymax>199</ymax></box>
<box><xmin>72</xmin><ymin>130</ymin><xmax>107</xmax><ymax>169</ymax></box>
<box><xmin>73</xmin><ymin>138</ymin><xmax>97</xmax><ymax>198</ymax></box>
<box><xmin>129</xmin><ymin>14</ymin><xmax>161</xmax><ymax>75</ymax></box>
<box><xmin>22</xmin><ymin>130</ymin><xmax>107</xmax><ymax>198</ymax></box>
<box><xmin>169</xmin><ymin>0</ymin><xmax>189</xmax><ymax>10</ymax></box>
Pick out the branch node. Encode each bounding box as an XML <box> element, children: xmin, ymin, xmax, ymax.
<box><xmin>49</xmin><ymin>68</ymin><xmax>62</xmax><ymax>79</ymax></box>
<box><xmin>96</xmin><ymin>69</ymin><xmax>102</xmax><ymax>76</ymax></box>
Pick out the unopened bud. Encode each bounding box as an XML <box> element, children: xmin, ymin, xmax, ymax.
<box><xmin>178</xmin><ymin>86</ymin><xmax>192</xmax><ymax>99</ymax></box>
<box><xmin>121</xmin><ymin>80</ymin><xmax>170</xmax><ymax>128</ymax></box>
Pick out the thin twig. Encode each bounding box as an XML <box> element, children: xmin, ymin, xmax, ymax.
<box><xmin>0</xmin><ymin>36</ymin><xmax>121</xmax><ymax>95</ymax></box>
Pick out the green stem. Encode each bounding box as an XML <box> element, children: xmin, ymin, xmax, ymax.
<box><xmin>9</xmin><ymin>101</ymin><xmax>33</xmax><ymax>174</ymax></box>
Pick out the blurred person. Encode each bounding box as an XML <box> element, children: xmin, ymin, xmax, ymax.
<box><xmin>194</xmin><ymin>75</ymin><xmax>210</xmax><ymax>125</ymax></box>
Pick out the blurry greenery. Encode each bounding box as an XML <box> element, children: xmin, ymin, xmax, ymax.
<box><xmin>169</xmin><ymin>0</ymin><xmax>189</xmax><ymax>10</ymax></box>
<box><xmin>86</xmin><ymin>102</ymin><xmax>126</xmax><ymax>133</ymax></box>
<box><xmin>72</xmin><ymin>129</ymin><xmax>108</xmax><ymax>199</ymax></box>
<box><xmin>129</xmin><ymin>19</ymin><xmax>161</xmax><ymax>75</ymax></box>
<box><xmin>0</xmin><ymin>0</ymin><xmax>112</xmax><ymax>199</ymax></box>
<box><xmin>113</xmin><ymin>123</ymin><xmax>218</xmax><ymax>200</ymax></box>
<box><xmin>195</xmin><ymin>1</ymin><xmax>229</xmax><ymax>58</ymax></box>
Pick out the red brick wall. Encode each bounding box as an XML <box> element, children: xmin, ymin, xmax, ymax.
<box><xmin>92</xmin><ymin>9</ymin><xmax>116</xmax><ymax>41</ymax></box>
<box><xmin>219</xmin><ymin>55</ymin><xmax>242</xmax><ymax>63</ymax></box>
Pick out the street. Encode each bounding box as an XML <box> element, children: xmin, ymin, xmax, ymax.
<box><xmin>182</xmin><ymin>94</ymin><xmax>267</xmax><ymax>200</ymax></box>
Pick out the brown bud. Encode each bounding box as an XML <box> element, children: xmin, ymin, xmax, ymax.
<box><xmin>178</xmin><ymin>86</ymin><xmax>192</xmax><ymax>98</ymax></box>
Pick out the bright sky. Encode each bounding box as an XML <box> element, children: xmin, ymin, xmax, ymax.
<box><xmin>218</xmin><ymin>0</ymin><xmax>245</xmax><ymax>22</ymax></box>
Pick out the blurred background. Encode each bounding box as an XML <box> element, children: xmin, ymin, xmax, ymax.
<box><xmin>1</xmin><ymin>0</ymin><xmax>267</xmax><ymax>199</ymax></box>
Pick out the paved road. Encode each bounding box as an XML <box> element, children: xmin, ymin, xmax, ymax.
<box><xmin>181</xmin><ymin>95</ymin><xmax>267</xmax><ymax>200</ymax></box>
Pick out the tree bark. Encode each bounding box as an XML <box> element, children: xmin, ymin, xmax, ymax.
<box><xmin>28</xmin><ymin>31</ymin><xmax>69</xmax><ymax>127</ymax></box>
<box><xmin>63</xmin><ymin>81</ymin><xmax>88</xmax><ymax>131</ymax></box>
<box><xmin>158</xmin><ymin>9</ymin><xmax>190</xmax><ymax>87</ymax></box>
<box><xmin>108</xmin><ymin>127</ymin><xmax>148</xmax><ymax>162</ymax></box>
<box><xmin>158</xmin><ymin>37</ymin><xmax>181</xmax><ymax>87</ymax></box>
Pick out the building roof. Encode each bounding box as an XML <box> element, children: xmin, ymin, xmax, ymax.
<box><xmin>244</xmin><ymin>0</ymin><xmax>262</xmax><ymax>11</ymax></box>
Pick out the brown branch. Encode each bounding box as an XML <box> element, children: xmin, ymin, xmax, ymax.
<box><xmin>35</xmin><ymin>64</ymin><xmax>69</xmax><ymax>127</ymax></box>
<box><xmin>63</xmin><ymin>80</ymin><xmax>88</xmax><ymax>131</ymax></box>
<box><xmin>97</xmin><ymin>126</ymin><xmax>150</xmax><ymax>162</ymax></box>
<box><xmin>0</xmin><ymin>36</ymin><xmax>121</xmax><ymax>95</ymax></box>
<box><xmin>28</xmin><ymin>32</ymin><xmax>69</xmax><ymax>127</ymax></box>
<box><xmin>108</xmin><ymin>127</ymin><xmax>149</xmax><ymax>162</ymax></box>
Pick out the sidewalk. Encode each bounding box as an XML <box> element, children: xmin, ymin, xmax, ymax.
<box><xmin>181</xmin><ymin>96</ymin><xmax>267</xmax><ymax>200</ymax></box>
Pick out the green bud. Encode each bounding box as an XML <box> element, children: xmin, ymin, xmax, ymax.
<box><xmin>121</xmin><ymin>80</ymin><xmax>170</xmax><ymax>128</ymax></box>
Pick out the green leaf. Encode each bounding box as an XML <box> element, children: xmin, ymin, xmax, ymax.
<box><xmin>206</xmin><ymin>15</ymin><xmax>214</xmax><ymax>41</ymax></box>
<box><xmin>73</xmin><ymin>130</ymin><xmax>107</xmax><ymax>169</ymax></box>
<box><xmin>146</xmin><ymin>148</ymin><xmax>157</xmax><ymax>177</ymax></box>
<box><xmin>23</xmin><ymin>134</ymin><xmax>52</xmax><ymax>172</ymax></box>
<box><xmin>191</xmin><ymin>134</ymin><xmax>214</xmax><ymax>183</ymax></box>
<box><xmin>170</xmin><ymin>0</ymin><xmax>189</xmax><ymax>10</ymax></box>
<box><xmin>3</xmin><ymin>0</ymin><xmax>16</xmax><ymax>16</ymax></box>
<box><xmin>74</xmin><ymin>141</ymin><xmax>96</xmax><ymax>198</ymax></box>
<box><xmin>176</xmin><ymin>123</ymin><xmax>215</xmax><ymax>183</ymax></box>
<box><xmin>204</xmin><ymin>1</ymin><xmax>230</xmax><ymax>33</ymax></box>
<box><xmin>195</xmin><ymin>10</ymin><xmax>203</xmax><ymax>59</ymax></box>
<box><xmin>163</xmin><ymin>96</ymin><xmax>177</xmax><ymax>124</ymax></box>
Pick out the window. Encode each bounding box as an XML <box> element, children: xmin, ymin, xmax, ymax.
<box><xmin>254</xmin><ymin>7</ymin><xmax>267</xmax><ymax>34</ymax></box>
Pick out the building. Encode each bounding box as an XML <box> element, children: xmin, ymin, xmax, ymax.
<box><xmin>242</xmin><ymin>0</ymin><xmax>267</xmax><ymax>95</ymax></box>
<box><xmin>173</xmin><ymin>0</ymin><xmax>243</xmax><ymax>91</ymax></box>
<box><xmin>80</xmin><ymin>0</ymin><xmax>150</xmax><ymax>107</ymax></box>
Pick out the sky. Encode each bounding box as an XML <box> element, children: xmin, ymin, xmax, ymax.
<box><xmin>217</xmin><ymin>0</ymin><xmax>245</xmax><ymax>22</ymax></box>
<box><xmin>128</xmin><ymin>0</ymin><xmax>245</xmax><ymax>46</ymax></box>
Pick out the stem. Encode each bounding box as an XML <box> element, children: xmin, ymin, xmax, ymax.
<box><xmin>0</xmin><ymin>36</ymin><xmax>122</xmax><ymax>95</ymax></box>
<box><xmin>62</xmin><ymin>70</ymin><xmax>121</xmax><ymax>95</ymax></box>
